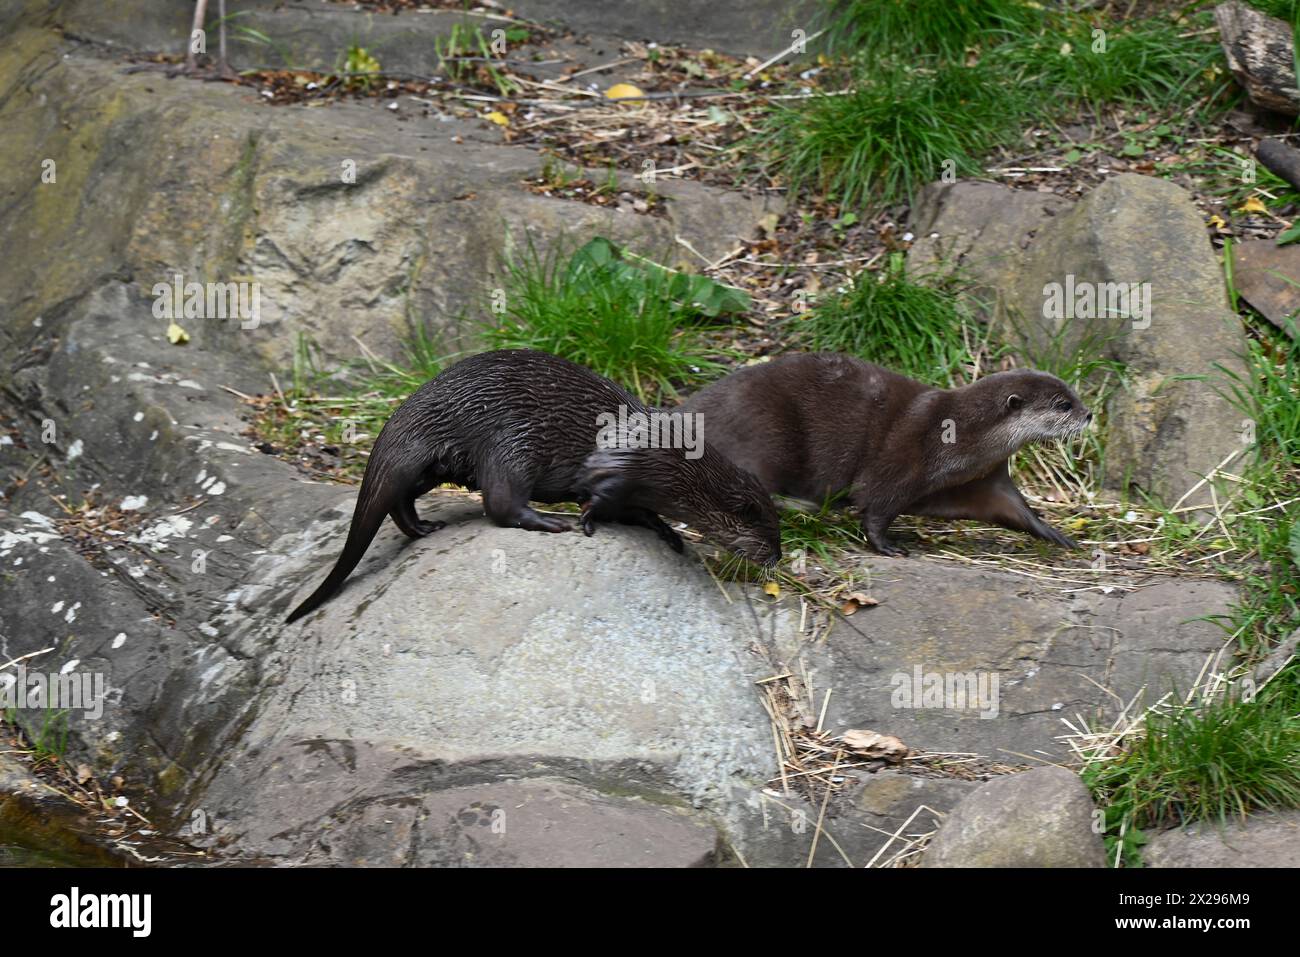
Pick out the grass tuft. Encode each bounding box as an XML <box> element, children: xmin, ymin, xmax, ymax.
<box><xmin>796</xmin><ymin>253</ymin><xmax>986</xmax><ymax>385</ymax></box>
<box><xmin>819</xmin><ymin>0</ymin><xmax>1043</xmax><ymax>60</ymax></box>
<box><xmin>757</xmin><ymin>58</ymin><xmax>1031</xmax><ymax>209</ymax></box>
<box><xmin>481</xmin><ymin>237</ymin><xmax>736</xmax><ymax>403</ymax></box>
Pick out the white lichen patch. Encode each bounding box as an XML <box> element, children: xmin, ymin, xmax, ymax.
<box><xmin>66</xmin><ymin>438</ymin><xmax>84</xmax><ymax>461</ymax></box>
<box><xmin>129</xmin><ymin>515</ymin><xmax>194</xmax><ymax>550</ymax></box>
<box><xmin>119</xmin><ymin>495</ymin><xmax>148</xmax><ymax>511</ymax></box>
<box><xmin>112</xmin><ymin>633</ymin><xmax>127</xmax><ymax>649</ymax></box>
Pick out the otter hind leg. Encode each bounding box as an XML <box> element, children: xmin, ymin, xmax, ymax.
<box><xmin>481</xmin><ymin>462</ymin><xmax>571</xmax><ymax>533</ymax></box>
<box><xmin>908</xmin><ymin>469</ymin><xmax>1078</xmax><ymax>549</ymax></box>
<box><xmin>389</xmin><ymin>475</ymin><xmax>447</xmax><ymax>539</ymax></box>
<box><xmin>390</xmin><ymin>493</ymin><xmax>447</xmax><ymax>539</ymax></box>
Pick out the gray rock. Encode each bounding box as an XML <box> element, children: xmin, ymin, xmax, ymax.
<box><xmin>510</xmin><ymin>0</ymin><xmax>818</xmax><ymax>57</ymax></box>
<box><xmin>0</xmin><ymin>30</ymin><xmax>779</xmax><ymax>371</ymax></box>
<box><xmin>910</xmin><ymin>175</ymin><xmax>1251</xmax><ymax>509</ymax></box>
<box><xmin>920</xmin><ymin>766</ymin><xmax>1108</xmax><ymax>867</ymax></box>
<box><xmin>1143</xmin><ymin>809</ymin><xmax>1300</xmax><ymax>867</ymax></box>
<box><xmin>315</xmin><ymin>777</ymin><xmax>721</xmax><ymax>868</ymax></box>
<box><xmin>756</xmin><ymin>564</ymin><xmax>1234</xmax><ymax>763</ymax></box>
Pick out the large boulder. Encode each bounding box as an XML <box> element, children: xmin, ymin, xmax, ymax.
<box><xmin>920</xmin><ymin>766</ymin><xmax>1108</xmax><ymax>867</ymax></box>
<box><xmin>910</xmin><ymin>175</ymin><xmax>1252</xmax><ymax>509</ymax></box>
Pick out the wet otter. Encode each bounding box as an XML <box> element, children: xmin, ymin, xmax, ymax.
<box><xmin>286</xmin><ymin>349</ymin><xmax>782</xmax><ymax>623</ymax></box>
<box><xmin>678</xmin><ymin>353</ymin><xmax>1091</xmax><ymax>556</ymax></box>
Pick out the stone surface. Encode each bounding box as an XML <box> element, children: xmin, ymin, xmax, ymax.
<box><xmin>910</xmin><ymin>175</ymin><xmax>1251</xmax><ymax>508</ymax></box>
<box><xmin>1227</xmin><ymin>238</ymin><xmax>1300</xmax><ymax>338</ymax></box>
<box><xmin>1143</xmin><ymin>809</ymin><xmax>1300</xmax><ymax>867</ymax></box>
<box><xmin>756</xmin><ymin>564</ymin><xmax>1235</xmax><ymax>762</ymax></box>
<box><xmin>314</xmin><ymin>778</ymin><xmax>721</xmax><ymax>868</ymax></box>
<box><xmin>920</xmin><ymin>766</ymin><xmax>1108</xmax><ymax>868</ymax></box>
<box><xmin>0</xmin><ymin>25</ymin><xmax>779</xmax><ymax>372</ymax></box>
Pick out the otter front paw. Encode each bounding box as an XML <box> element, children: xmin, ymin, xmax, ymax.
<box><xmin>579</xmin><ymin>501</ymin><xmax>599</xmax><ymax>537</ymax></box>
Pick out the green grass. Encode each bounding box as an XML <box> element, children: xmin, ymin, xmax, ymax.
<box><xmin>1213</xmin><ymin>325</ymin><xmax>1300</xmax><ymax>656</ymax></box>
<box><xmin>796</xmin><ymin>253</ymin><xmax>986</xmax><ymax>385</ymax></box>
<box><xmin>1085</xmin><ymin>676</ymin><xmax>1300</xmax><ymax>865</ymax></box>
<box><xmin>819</xmin><ymin>0</ymin><xmax>1042</xmax><ymax>60</ymax></box>
<box><xmin>1245</xmin><ymin>0</ymin><xmax>1300</xmax><ymax>20</ymax></box>
<box><xmin>480</xmin><ymin>237</ymin><xmax>737</xmax><ymax>403</ymax></box>
<box><xmin>993</xmin><ymin>16</ymin><xmax>1223</xmax><ymax>112</ymax></box>
<box><xmin>757</xmin><ymin>58</ymin><xmax>1031</xmax><ymax>208</ymax></box>
<box><xmin>763</xmin><ymin>8</ymin><xmax>1227</xmax><ymax>210</ymax></box>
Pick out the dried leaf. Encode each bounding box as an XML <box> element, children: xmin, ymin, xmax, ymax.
<box><xmin>166</xmin><ymin>321</ymin><xmax>189</xmax><ymax>345</ymax></box>
<box><xmin>840</xmin><ymin>591</ymin><xmax>878</xmax><ymax>615</ymax></box>
<box><xmin>484</xmin><ymin>111</ymin><xmax>510</xmax><ymax>126</ymax></box>
<box><xmin>763</xmin><ymin>581</ymin><xmax>780</xmax><ymax>598</ymax></box>
<box><xmin>841</xmin><ymin>729</ymin><xmax>907</xmax><ymax>761</ymax></box>
<box><xmin>1238</xmin><ymin>196</ymin><xmax>1267</xmax><ymax>214</ymax></box>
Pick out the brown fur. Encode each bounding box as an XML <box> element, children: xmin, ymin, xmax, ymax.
<box><xmin>678</xmin><ymin>353</ymin><xmax>1091</xmax><ymax>556</ymax></box>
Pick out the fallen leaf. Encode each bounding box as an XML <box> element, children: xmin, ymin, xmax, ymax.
<box><xmin>605</xmin><ymin>82</ymin><xmax>644</xmax><ymax>101</ymax></box>
<box><xmin>484</xmin><ymin>111</ymin><xmax>510</xmax><ymax>126</ymax></box>
<box><xmin>840</xmin><ymin>591</ymin><xmax>878</xmax><ymax>615</ymax></box>
<box><xmin>763</xmin><ymin>581</ymin><xmax>780</xmax><ymax>598</ymax></box>
<box><xmin>841</xmin><ymin>729</ymin><xmax>907</xmax><ymax>762</ymax></box>
<box><xmin>1207</xmin><ymin>214</ymin><xmax>1227</xmax><ymax>229</ymax></box>
<box><xmin>166</xmin><ymin>321</ymin><xmax>189</xmax><ymax>345</ymax></box>
<box><xmin>1239</xmin><ymin>196</ymin><xmax>1268</xmax><ymax>214</ymax></box>
<box><xmin>76</xmin><ymin>764</ymin><xmax>93</xmax><ymax>784</ymax></box>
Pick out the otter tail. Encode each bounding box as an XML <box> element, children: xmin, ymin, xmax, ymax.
<box><xmin>285</xmin><ymin>473</ymin><xmax>394</xmax><ymax>624</ymax></box>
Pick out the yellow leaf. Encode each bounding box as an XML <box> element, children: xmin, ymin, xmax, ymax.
<box><xmin>485</xmin><ymin>111</ymin><xmax>509</xmax><ymax>126</ymax></box>
<box><xmin>605</xmin><ymin>83</ymin><xmax>645</xmax><ymax>101</ymax></box>
<box><xmin>166</xmin><ymin>321</ymin><xmax>189</xmax><ymax>345</ymax></box>
<box><xmin>1207</xmin><ymin>214</ymin><xmax>1227</xmax><ymax>229</ymax></box>
<box><xmin>762</xmin><ymin>581</ymin><xmax>780</xmax><ymax>598</ymax></box>
<box><xmin>1239</xmin><ymin>196</ymin><xmax>1267</xmax><ymax>214</ymax></box>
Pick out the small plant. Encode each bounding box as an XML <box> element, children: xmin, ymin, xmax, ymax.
<box><xmin>796</xmin><ymin>253</ymin><xmax>984</xmax><ymax>385</ymax></box>
<box><xmin>481</xmin><ymin>237</ymin><xmax>747</xmax><ymax>402</ymax></box>
<box><xmin>757</xmin><ymin>59</ymin><xmax>1030</xmax><ymax>208</ymax></box>
<box><xmin>435</xmin><ymin>22</ymin><xmax>518</xmax><ymax>96</ymax></box>
<box><xmin>340</xmin><ymin>43</ymin><xmax>381</xmax><ymax>92</ymax></box>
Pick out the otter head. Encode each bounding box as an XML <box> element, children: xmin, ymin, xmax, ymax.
<box><xmin>985</xmin><ymin>370</ymin><xmax>1092</xmax><ymax>452</ymax></box>
<box><xmin>582</xmin><ymin>447</ymin><xmax>782</xmax><ymax>567</ymax></box>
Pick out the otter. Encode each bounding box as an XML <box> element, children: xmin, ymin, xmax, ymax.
<box><xmin>678</xmin><ymin>353</ymin><xmax>1091</xmax><ymax>556</ymax></box>
<box><xmin>285</xmin><ymin>349</ymin><xmax>782</xmax><ymax>623</ymax></box>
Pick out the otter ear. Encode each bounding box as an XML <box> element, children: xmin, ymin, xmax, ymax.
<box><xmin>1006</xmin><ymin>394</ymin><xmax>1024</xmax><ymax>412</ymax></box>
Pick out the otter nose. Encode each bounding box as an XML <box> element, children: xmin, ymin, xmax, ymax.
<box><xmin>1085</xmin><ymin>412</ymin><xmax>1094</xmax><ymax>423</ymax></box>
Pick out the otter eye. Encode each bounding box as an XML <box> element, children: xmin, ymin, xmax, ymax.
<box><xmin>1056</xmin><ymin>400</ymin><xmax>1072</xmax><ymax>412</ymax></box>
